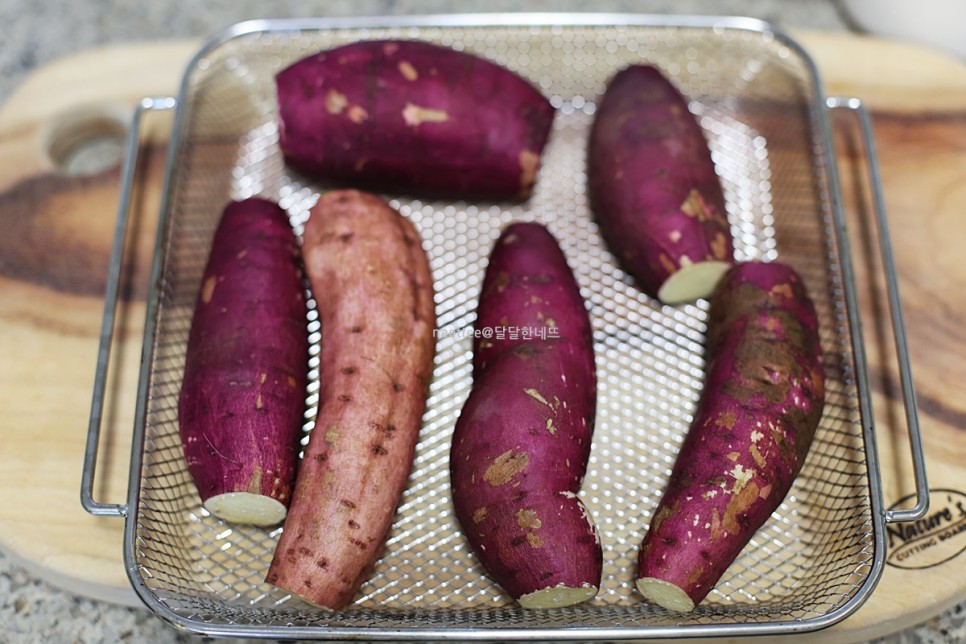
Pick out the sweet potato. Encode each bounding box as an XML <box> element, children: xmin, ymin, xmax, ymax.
<box><xmin>588</xmin><ymin>64</ymin><xmax>733</xmax><ymax>304</ymax></box>
<box><xmin>636</xmin><ymin>261</ymin><xmax>825</xmax><ymax>611</ymax></box>
<box><xmin>450</xmin><ymin>223</ymin><xmax>601</xmax><ymax>609</ymax></box>
<box><xmin>265</xmin><ymin>189</ymin><xmax>436</xmax><ymax>610</ymax></box>
<box><xmin>275</xmin><ymin>39</ymin><xmax>554</xmax><ymax>200</ymax></box>
<box><xmin>178</xmin><ymin>198</ymin><xmax>308</xmax><ymax>527</ymax></box>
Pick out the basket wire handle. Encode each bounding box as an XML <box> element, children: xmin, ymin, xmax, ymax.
<box><xmin>826</xmin><ymin>96</ymin><xmax>929</xmax><ymax>524</ymax></box>
<box><xmin>81</xmin><ymin>96</ymin><xmax>177</xmax><ymax>518</ymax></box>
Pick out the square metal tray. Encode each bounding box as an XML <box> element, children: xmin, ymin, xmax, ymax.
<box><xmin>82</xmin><ymin>13</ymin><xmax>927</xmax><ymax>640</ymax></box>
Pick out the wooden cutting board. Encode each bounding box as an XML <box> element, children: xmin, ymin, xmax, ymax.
<box><xmin>0</xmin><ymin>31</ymin><xmax>963</xmax><ymax>641</ymax></box>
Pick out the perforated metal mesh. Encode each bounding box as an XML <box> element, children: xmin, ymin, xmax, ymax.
<box><xmin>132</xmin><ymin>18</ymin><xmax>875</xmax><ymax>638</ymax></box>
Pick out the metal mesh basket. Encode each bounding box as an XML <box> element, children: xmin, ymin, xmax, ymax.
<box><xmin>82</xmin><ymin>13</ymin><xmax>927</xmax><ymax>640</ymax></box>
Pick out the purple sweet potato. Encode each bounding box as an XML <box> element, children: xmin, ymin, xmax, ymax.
<box><xmin>588</xmin><ymin>64</ymin><xmax>734</xmax><ymax>304</ymax></box>
<box><xmin>178</xmin><ymin>198</ymin><xmax>308</xmax><ymax>527</ymax></box>
<box><xmin>450</xmin><ymin>223</ymin><xmax>602</xmax><ymax>609</ymax></box>
<box><xmin>265</xmin><ymin>190</ymin><xmax>436</xmax><ymax>610</ymax></box>
<box><xmin>636</xmin><ymin>261</ymin><xmax>825</xmax><ymax>611</ymax></box>
<box><xmin>276</xmin><ymin>39</ymin><xmax>555</xmax><ymax>200</ymax></box>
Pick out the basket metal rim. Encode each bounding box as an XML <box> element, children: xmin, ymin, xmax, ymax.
<box><xmin>120</xmin><ymin>12</ymin><xmax>888</xmax><ymax>640</ymax></box>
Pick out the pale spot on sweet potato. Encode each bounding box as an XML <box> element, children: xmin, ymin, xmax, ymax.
<box><xmin>472</xmin><ymin>507</ymin><xmax>487</xmax><ymax>523</ymax></box>
<box><xmin>255</xmin><ymin>393</ymin><xmax>263</xmax><ymax>410</ymax></box>
<box><xmin>524</xmin><ymin>388</ymin><xmax>549</xmax><ymax>406</ymax></box>
<box><xmin>751</xmin><ymin>429</ymin><xmax>764</xmax><ymax>443</ymax></box>
<box><xmin>519</xmin><ymin>149</ymin><xmax>539</xmax><ymax>191</ymax></box>
<box><xmin>727</xmin><ymin>451</ymin><xmax>739</xmax><ymax>462</ymax></box>
<box><xmin>710</xmin><ymin>232</ymin><xmax>729</xmax><ymax>259</ymax></box>
<box><xmin>763</xmin><ymin>317</ymin><xmax>783</xmax><ymax>334</ymax></box>
<box><xmin>702</xmin><ymin>489</ymin><xmax>719</xmax><ymax>500</ymax></box>
<box><xmin>724</xmin><ymin>481</ymin><xmax>760</xmax><ymax>534</ymax></box>
<box><xmin>516</xmin><ymin>509</ymin><xmax>542</xmax><ymax>530</ymax></box>
<box><xmin>325</xmin><ymin>90</ymin><xmax>348</xmax><ymax>114</ymax></box>
<box><xmin>730</xmin><ymin>464</ymin><xmax>755</xmax><ymax>494</ymax></box>
<box><xmin>493</xmin><ymin>271</ymin><xmax>510</xmax><ymax>293</ymax></box>
<box><xmin>710</xmin><ymin>508</ymin><xmax>724</xmax><ymax>540</ymax></box>
<box><xmin>759</xmin><ymin>483</ymin><xmax>773</xmax><ymax>499</ymax></box>
<box><xmin>484</xmin><ymin>450</ymin><xmax>529</xmax><ymax>486</ymax></box>
<box><xmin>236</xmin><ymin>249</ymin><xmax>248</xmax><ymax>260</ymax></box>
<box><xmin>526</xmin><ymin>533</ymin><xmax>545</xmax><ymax>548</ymax></box>
<box><xmin>770</xmin><ymin>283</ymin><xmax>794</xmax><ymax>299</ymax></box>
<box><xmin>398</xmin><ymin>60</ymin><xmax>418</xmax><ymax>81</ymax></box>
<box><xmin>259</xmin><ymin>373</ymin><xmax>267</xmax><ymax>384</ymax></box>
<box><xmin>680</xmin><ymin>188</ymin><xmax>714</xmax><ymax>221</ymax></box>
<box><xmin>347</xmin><ymin>105</ymin><xmax>369</xmax><ymax>124</ymax></box>
<box><xmin>402</xmin><ymin>103</ymin><xmax>449</xmax><ymax>126</ymax></box>
<box><xmin>245</xmin><ymin>467</ymin><xmax>263</xmax><ymax>494</ymax></box>
<box><xmin>383</xmin><ymin>42</ymin><xmax>400</xmax><ymax>55</ymax></box>
<box><xmin>659</xmin><ymin>253</ymin><xmax>677</xmax><ymax>275</ymax></box>
<box><xmin>718</xmin><ymin>411</ymin><xmax>738</xmax><ymax>429</ymax></box>
<box><xmin>201</xmin><ymin>275</ymin><xmax>218</xmax><ymax>304</ymax></box>
<box><xmin>750</xmin><ymin>443</ymin><xmax>767</xmax><ymax>469</ymax></box>
<box><xmin>545</xmin><ymin>417</ymin><xmax>556</xmax><ymax>435</ymax></box>
<box><xmin>649</xmin><ymin>503</ymin><xmax>676</xmax><ymax>533</ymax></box>
<box><xmin>324</xmin><ymin>425</ymin><xmax>340</xmax><ymax>444</ymax></box>
<box><xmin>502</xmin><ymin>233</ymin><xmax>519</xmax><ymax>245</ymax></box>
<box><xmin>686</xmin><ymin>565</ymin><xmax>705</xmax><ymax>586</ymax></box>
<box><xmin>668</xmin><ymin>229</ymin><xmax>683</xmax><ymax>243</ymax></box>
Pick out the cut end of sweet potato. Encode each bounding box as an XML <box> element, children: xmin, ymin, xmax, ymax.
<box><xmin>203</xmin><ymin>492</ymin><xmax>287</xmax><ymax>527</ymax></box>
<box><xmin>636</xmin><ymin>577</ymin><xmax>696</xmax><ymax>613</ymax></box>
<box><xmin>657</xmin><ymin>260</ymin><xmax>731</xmax><ymax>304</ymax></box>
<box><xmin>517</xmin><ymin>582</ymin><xmax>599</xmax><ymax>609</ymax></box>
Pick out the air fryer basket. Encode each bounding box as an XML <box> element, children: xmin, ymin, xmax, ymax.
<box><xmin>82</xmin><ymin>13</ymin><xmax>927</xmax><ymax>640</ymax></box>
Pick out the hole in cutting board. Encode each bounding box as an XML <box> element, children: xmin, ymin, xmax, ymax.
<box><xmin>45</xmin><ymin>108</ymin><xmax>128</xmax><ymax>176</ymax></box>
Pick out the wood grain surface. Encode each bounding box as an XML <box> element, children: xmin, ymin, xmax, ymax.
<box><xmin>0</xmin><ymin>31</ymin><xmax>962</xmax><ymax>640</ymax></box>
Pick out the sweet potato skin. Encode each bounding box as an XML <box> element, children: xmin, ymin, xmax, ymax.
<box><xmin>276</xmin><ymin>39</ymin><xmax>555</xmax><ymax>200</ymax></box>
<box><xmin>636</xmin><ymin>261</ymin><xmax>824</xmax><ymax>611</ymax></box>
<box><xmin>451</xmin><ymin>223</ymin><xmax>601</xmax><ymax>607</ymax></box>
<box><xmin>178</xmin><ymin>198</ymin><xmax>308</xmax><ymax>525</ymax></box>
<box><xmin>265</xmin><ymin>190</ymin><xmax>436</xmax><ymax>610</ymax></box>
<box><xmin>588</xmin><ymin>65</ymin><xmax>733</xmax><ymax>303</ymax></box>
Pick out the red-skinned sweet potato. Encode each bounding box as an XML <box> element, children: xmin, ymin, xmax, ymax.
<box><xmin>450</xmin><ymin>223</ymin><xmax>601</xmax><ymax>609</ymax></box>
<box><xmin>636</xmin><ymin>261</ymin><xmax>825</xmax><ymax>611</ymax></box>
<box><xmin>265</xmin><ymin>190</ymin><xmax>436</xmax><ymax>610</ymax></box>
<box><xmin>588</xmin><ymin>64</ymin><xmax>734</xmax><ymax>304</ymax></box>
<box><xmin>276</xmin><ymin>39</ymin><xmax>555</xmax><ymax>200</ymax></box>
<box><xmin>178</xmin><ymin>198</ymin><xmax>308</xmax><ymax>527</ymax></box>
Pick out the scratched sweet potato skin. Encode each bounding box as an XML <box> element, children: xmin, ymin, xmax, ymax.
<box><xmin>588</xmin><ymin>64</ymin><xmax>733</xmax><ymax>303</ymax></box>
<box><xmin>265</xmin><ymin>190</ymin><xmax>436</xmax><ymax>610</ymax></box>
<box><xmin>178</xmin><ymin>198</ymin><xmax>308</xmax><ymax>526</ymax></box>
<box><xmin>276</xmin><ymin>39</ymin><xmax>555</xmax><ymax>200</ymax></box>
<box><xmin>451</xmin><ymin>223</ymin><xmax>601</xmax><ymax>608</ymax></box>
<box><xmin>636</xmin><ymin>261</ymin><xmax>825</xmax><ymax>611</ymax></box>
